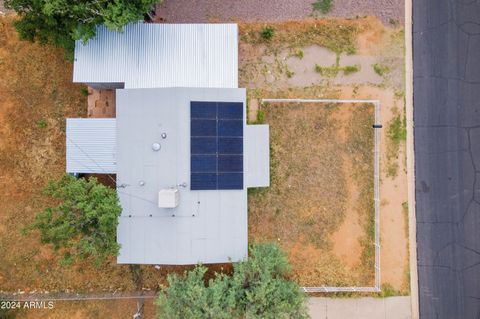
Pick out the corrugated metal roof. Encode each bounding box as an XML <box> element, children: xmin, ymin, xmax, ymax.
<box><xmin>66</xmin><ymin>118</ymin><xmax>116</xmax><ymax>174</ymax></box>
<box><xmin>73</xmin><ymin>23</ymin><xmax>238</xmax><ymax>89</ymax></box>
<box><xmin>245</xmin><ymin>125</ymin><xmax>270</xmax><ymax>188</ymax></box>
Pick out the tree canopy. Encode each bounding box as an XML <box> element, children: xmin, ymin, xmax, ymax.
<box><xmin>5</xmin><ymin>0</ymin><xmax>158</xmax><ymax>56</ymax></box>
<box><xmin>31</xmin><ymin>174</ymin><xmax>122</xmax><ymax>266</ymax></box>
<box><xmin>156</xmin><ymin>243</ymin><xmax>309</xmax><ymax>319</ymax></box>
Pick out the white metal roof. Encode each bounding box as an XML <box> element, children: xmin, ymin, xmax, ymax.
<box><xmin>73</xmin><ymin>23</ymin><xmax>238</xmax><ymax>89</ymax></box>
<box><xmin>245</xmin><ymin>125</ymin><xmax>270</xmax><ymax>188</ymax></box>
<box><xmin>66</xmin><ymin>118</ymin><xmax>116</xmax><ymax>174</ymax></box>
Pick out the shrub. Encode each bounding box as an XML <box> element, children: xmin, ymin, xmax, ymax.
<box><xmin>261</xmin><ymin>26</ymin><xmax>275</xmax><ymax>40</ymax></box>
<box><xmin>343</xmin><ymin>64</ymin><xmax>360</xmax><ymax>75</ymax></box>
<box><xmin>156</xmin><ymin>243</ymin><xmax>309</xmax><ymax>319</ymax></box>
<box><xmin>373</xmin><ymin>63</ymin><xmax>390</xmax><ymax>76</ymax></box>
<box><xmin>36</xmin><ymin>119</ymin><xmax>48</xmax><ymax>129</ymax></box>
<box><xmin>80</xmin><ymin>87</ymin><xmax>89</xmax><ymax>96</ymax></box>
<box><xmin>312</xmin><ymin>0</ymin><xmax>332</xmax><ymax>14</ymax></box>
<box><xmin>30</xmin><ymin>174</ymin><xmax>122</xmax><ymax>266</ymax></box>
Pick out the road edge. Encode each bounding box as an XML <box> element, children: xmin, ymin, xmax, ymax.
<box><xmin>405</xmin><ymin>0</ymin><xmax>419</xmax><ymax>318</ymax></box>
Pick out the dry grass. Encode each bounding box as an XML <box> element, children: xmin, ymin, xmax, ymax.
<box><xmin>0</xmin><ymin>17</ymin><xmax>233</xmax><ymax>295</ymax></box>
<box><xmin>12</xmin><ymin>299</ymin><xmax>156</xmax><ymax>319</ymax></box>
<box><xmin>248</xmin><ymin>101</ymin><xmax>375</xmax><ymax>286</ymax></box>
<box><xmin>239</xmin><ymin>18</ymin><xmax>365</xmax><ymax>54</ymax></box>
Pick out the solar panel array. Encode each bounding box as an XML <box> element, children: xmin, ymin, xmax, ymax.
<box><xmin>190</xmin><ymin>101</ymin><xmax>243</xmax><ymax>190</ymax></box>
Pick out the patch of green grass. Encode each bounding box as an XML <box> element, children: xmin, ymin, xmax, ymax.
<box><xmin>80</xmin><ymin>86</ymin><xmax>89</xmax><ymax>96</ymax></box>
<box><xmin>315</xmin><ymin>63</ymin><xmax>360</xmax><ymax>77</ymax></box>
<box><xmin>261</xmin><ymin>26</ymin><xmax>275</xmax><ymax>40</ymax></box>
<box><xmin>388</xmin><ymin>113</ymin><xmax>407</xmax><ymax>145</ymax></box>
<box><xmin>385</xmin><ymin>109</ymin><xmax>406</xmax><ymax>178</ymax></box>
<box><xmin>373</xmin><ymin>63</ymin><xmax>390</xmax><ymax>77</ymax></box>
<box><xmin>343</xmin><ymin>64</ymin><xmax>360</xmax><ymax>75</ymax></box>
<box><xmin>312</xmin><ymin>0</ymin><xmax>332</xmax><ymax>14</ymax></box>
<box><xmin>36</xmin><ymin>119</ymin><xmax>48</xmax><ymax>129</ymax></box>
<box><xmin>315</xmin><ymin>64</ymin><xmax>339</xmax><ymax>77</ymax></box>
<box><xmin>256</xmin><ymin>109</ymin><xmax>266</xmax><ymax>124</ymax></box>
<box><xmin>286</xmin><ymin>69</ymin><xmax>295</xmax><ymax>78</ymax></box>
<box><xmin>377</xmin><ymin>283</ymin><xmax>403</xmax><ymax>297</ymax></box>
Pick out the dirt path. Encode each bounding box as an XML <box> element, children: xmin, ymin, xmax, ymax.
<box><xmin>156</xmin><ymin>0</ymin><xmax>404</xmax><ymax>25</ymax></box>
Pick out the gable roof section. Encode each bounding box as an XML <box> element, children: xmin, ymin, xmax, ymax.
<box><xmin>73</xmin><ymin>23</ymin><xmax>238</xmax><ymax>89</ymax></box>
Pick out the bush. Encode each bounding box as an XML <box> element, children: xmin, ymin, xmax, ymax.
<box><xmin>80</xmin><ymin>87</ymin><xmax>89</xmax><ymax>96</ymax></box>
<box><xmin>36</xmin><ymin>119</ymin><xmax>48</xmax><ymax>129</ymax></box>
<box><xmin>343</xmin><ymin>64</ymin><xmax>360</xmax><ymax>75</ymax></box>
<box><xmin>261</xmin><ymin>26</ymin><xmax>275</xmax><ymax>40</ymax></box>
<box><xmin>5</xmin><ymin>0</ymin><xmax>158</xmax><ymax>57</ymax></box>
<box><xmin>373</xmin><ymin>63</ymin><xmax>390</xmax><ymax>76</ymax></box>
<box><xmin>312</xmin><ymin>0</ymin><xmax>332</xmax><ymax>14</ymax></box>
<box><xmin>156</xmin><ymin>243</ymin><xmax>309</xmax><ymax>319</ymax></box>
<box><xmin>30</xmin><ymin>174</ymin><xmax>122</xmax><ymax>266</ymax></box>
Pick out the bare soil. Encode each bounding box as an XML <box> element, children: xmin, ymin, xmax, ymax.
<box><xmin>16</xmin><ymin>299</ymin><xmax>156</xmax><ymax>319</ymax></box>
<box><xmin>156</xmin><ymin>0</ymin><xmax>404</xmax><ymax>25</ymax></box>
<box><xmin>243</xmin><ymin>17</ymin><xmax>408</xmax><ymax>291</ymax></box>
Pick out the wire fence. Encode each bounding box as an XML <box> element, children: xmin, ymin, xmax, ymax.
<box><xmin>262</xmin><ymin>98</ymin><xmax>382</xmax><ymax>293</ymax></box>
<box><xmin>0</xmin><ymin>99</ymin><xmax>382</xmax><ymax>301</ymax></box>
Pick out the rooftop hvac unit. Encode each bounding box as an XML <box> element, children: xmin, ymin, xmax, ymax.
<box><xmin>158</xmin><ymin>189</ymin><xmax>179</xmax><ymax>208</ymax></box>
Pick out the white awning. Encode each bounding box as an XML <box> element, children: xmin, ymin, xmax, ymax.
<box><xmin>66</xmin><ymin>118</ymin><xmax>116</xmax><ymax>174</ymax></box>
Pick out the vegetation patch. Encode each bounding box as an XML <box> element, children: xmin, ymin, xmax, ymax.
<box><xmin>386</xmin><ymin>106</ymin><xmax>406</xmax><ymax>178</ymax></box>
<box><xmin>373</xmin><ymin>63</ymin><xmax>390</xmax><ymax>77</ymax></box>
<box><xmin>239</xmin><ymin>18</ymin><xmax>363</xmax><ymax>54</ymax></box>
<box><xmin>315</xmin><ymin>63</ymin><xmax>360</xmax><ymax>77</ymax></box>
<box><xmin>248</xmin><ymin>101</ymin><xmax>375</xmax><ymax>286</ymax></box>
<box><xmin>260</xmin><ymin>26</ymin><xmax>275</xmax><ymax>40</ymax></box>
<box><xmin>156</xmin><ymin>243</ymin><xmax>308</xmax><ymax>319</ymax></box>
<box><xmin>312</xmin><ymin>0</ymin><xmax>333</xmax><ymax>14</ymax></box>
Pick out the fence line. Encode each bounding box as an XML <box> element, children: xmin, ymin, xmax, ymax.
<box><xmin>0</xmin><ymin>99</ymin><xmax>382</xmax><ymax>301</ymax></box>
<box><xmin>262</xmin><ymin>98</ymin><xmax>382</xmax><ymax>293</ymax></box>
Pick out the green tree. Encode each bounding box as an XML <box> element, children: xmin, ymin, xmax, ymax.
<box><xmin>156</xmin><ymin>243</ymin><xmax>309</xmax><ymax>319</ymax></box>
<box><xmin>31</xmin><ymin>174</ymin><xmax>122</xmax><ymax>266</ymax></box>
<box><xmin>5</xmin><ymin>0</ymin><xmax>158</xmax><ymax>57</ymax></box>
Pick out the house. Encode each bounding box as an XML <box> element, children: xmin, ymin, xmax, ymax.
<box><xmin>66</xmin><ymin>23</ymin><xmax>270</xmax><ymax>265</ymax></box>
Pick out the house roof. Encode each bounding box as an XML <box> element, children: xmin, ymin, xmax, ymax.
<box><xmin>66</xmin><ymin>118</ymin><xmax>116</xmax><ymax>174</ymax></box>
<box><xmin>73</xmin><ymin>23</ymin><xmax>238</xmax><ymax>89</ymax></box>
<box><xmin>115</xmin><ymin>87</ymin><xmax>250</xmax><ymax>264</ymax></box>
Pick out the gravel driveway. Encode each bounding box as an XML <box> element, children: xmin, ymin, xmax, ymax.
<box><xmin>156</xmin><ymin>0</ymin><xmax>404</xmax><ymax>25</ymax></box>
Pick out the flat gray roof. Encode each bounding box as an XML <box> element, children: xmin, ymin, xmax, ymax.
<box><xmin>116</xmin><ymin>88</ymin><xmax>249</xmax><ymax>265</ymax></box>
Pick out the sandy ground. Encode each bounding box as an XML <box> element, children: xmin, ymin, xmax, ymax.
<box><xmin>242</xmin><ymin>18</ymin><xmax>408</xmax><ymax>290</ymax></box>
<box><xmin>338</xmin><ymin>86</ymin><xmax>409</xmax><ymax>290</ymax></box>
<box><xmin>156</xmin><ymin>0</ymin><xmax>404</xmax><ymax>25</ymax></box>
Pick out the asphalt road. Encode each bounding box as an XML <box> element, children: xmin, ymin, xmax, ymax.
<box><xmin>414</xmin><ymin>0</ymin><xmax>480</xmax><ymax>318</ymax></box>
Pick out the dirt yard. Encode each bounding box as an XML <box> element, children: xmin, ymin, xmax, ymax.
<box><xmin>9</xmin><ymin>298</ymin><xmax>156</xmax><ymax>319</ymax></box>
<box><xmin>0</xmin><ymin>14</ymin><xmax>408</xmax><ymax>310</ymax></box>
<box><xmin>249</xmin><ymin>101</ymin><xmax>375</xmax><ymax>287</ymax></box>
<box><xmin>243</xmin><ymin>17</ymin><xmax>409</xmax><ymax>292</ymax></box>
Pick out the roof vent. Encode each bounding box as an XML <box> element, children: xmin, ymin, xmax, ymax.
<box><xmin>152</xmin><ymin>142</ymin><xmax>161</xmax><ymax>151</ymax></box>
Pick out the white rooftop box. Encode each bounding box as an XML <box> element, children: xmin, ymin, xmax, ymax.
<box><xmin>158</xmin><ymin>189</ymin><xmax>180</xmax><ymax>208</ymax></box>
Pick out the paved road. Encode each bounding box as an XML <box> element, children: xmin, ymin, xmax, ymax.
<box><xmin>414</xmin><ymin>0</ymin><xmax>480</xmax><ymax>318</ymax></box>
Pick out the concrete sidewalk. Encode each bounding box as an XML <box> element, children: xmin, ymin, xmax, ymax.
<box><xmin>309</xmin><ymin>297</ymin><xmax>411</xmax><ymax>319</ymax></box>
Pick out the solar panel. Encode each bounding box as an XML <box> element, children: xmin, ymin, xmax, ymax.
<box><xmin>190</xmin><ymin>101</ymin><xmax>244</xmax><ymax>190</ymax></box>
